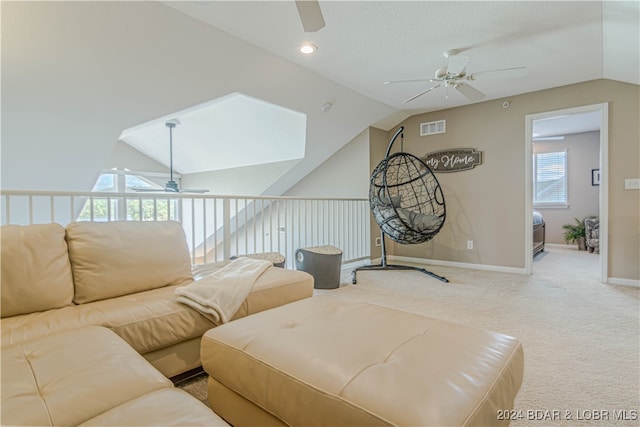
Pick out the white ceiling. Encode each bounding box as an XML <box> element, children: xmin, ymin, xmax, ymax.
<box><xmin>124</xmin><ymin>1</ymin><xmax>637</xmax><ymax>185</ymax></box>
<box><xmin>168</xmin><ymin>0</ymin><xmax>639</xmax><ymax>114</ymax></box>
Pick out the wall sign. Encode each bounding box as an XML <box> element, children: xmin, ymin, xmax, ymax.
<box><xmin>421</xmin><ymin>148</ymin><xmax>483</xmax><ymax>172</ymax></box>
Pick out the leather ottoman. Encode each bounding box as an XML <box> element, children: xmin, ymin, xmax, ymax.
<box><xmin>201</xmin><ymin>296</ymin><xmax>524</xmax><ymax>427</ymax></box>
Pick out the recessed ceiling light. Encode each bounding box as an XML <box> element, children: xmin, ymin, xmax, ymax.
<box><xmin>300</xmin><ymin>44</ymin><xmax>317</xmax><ymax>54</ymax></box>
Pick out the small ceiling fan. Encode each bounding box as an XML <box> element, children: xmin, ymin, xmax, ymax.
<box><xmin>385</xmin><ymin>49</ymin><xmax>528</xmax><ymax>104</ymax></box>
<box><xmin>132</xmin><ymin>119</ymin><xmax>209</xmax><ymax>194</ymax></box>
<box><xmin>295</xmin><ymin>0</ymin><xmax>325</xmax><ymax>32</ymax></box>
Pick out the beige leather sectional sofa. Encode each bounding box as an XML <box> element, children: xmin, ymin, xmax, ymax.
<box><xmin>1</xmin><ymin>220</ymin><xmax>313</xmax><ymax>425</ymax></box>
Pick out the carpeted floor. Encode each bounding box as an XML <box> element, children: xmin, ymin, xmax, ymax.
<box><xmin>179</xmin><ymin>247</ymin><xmax>639</xmax><ymax>426</ymax></box>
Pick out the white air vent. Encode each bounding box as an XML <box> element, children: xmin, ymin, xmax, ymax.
<box><xmin>420</xmin><ymin>120</ymin><xmax>446</xmax><ymax>136</ymax></box>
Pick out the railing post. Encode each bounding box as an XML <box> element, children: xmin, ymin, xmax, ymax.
<box><xmin>0</xmin><ymin>191</ymin><xmax>371</xmax><ymax>264</ymax></box>
<box><xmin>223</xmin><ymin>198</ymin><xmax>231</xmax><ymax>260</ymax></box>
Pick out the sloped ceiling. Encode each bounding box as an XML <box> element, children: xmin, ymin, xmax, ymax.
<box><xmin>0</xmin><ymin>1</ymin><xmax>396</xmax><ymax>192</ymax></box>
<box><xmin>168</xmin><ymin>1</ymin><xmax>639</xmax><ymax>113</ymax></box>
<box><xmin>120</xmin><ymin>93</ymin><xmax>307</xmax><ymax>174</ymax></box>
<box><xmin>1</xmin><ymin>1</ymin><xmax>638</xmax><ymax>193</ymax></box>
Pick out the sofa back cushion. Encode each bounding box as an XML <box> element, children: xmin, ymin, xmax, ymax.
<box><xmin>1</xmin><ymin>223</ymin><xmax>75</xmax><ymax>318</ymax></box>
<box><xmin>66</xmin><ymin>221</ymin><xmax>193</xmax><ymax>304</ymax></box>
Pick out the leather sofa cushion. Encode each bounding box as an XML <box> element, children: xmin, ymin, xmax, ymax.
<box><xmin>89</xmin><ymin>285</ymin><xmax>215</xmax><ymax>354</ymax></box>
<box><xmin>0</xmin><ymin>223</ymin><xmax>74</xmax><ymax>318</ymax></box>
<box><xmin>66</xmin><ymin>221</ymin><xmax>192</xmax><ymax>303</ymax></box>
<box><xmin>202</xmin><ymin>296</ymin><xmax>524</xmax><ymax>427</ymax></box>
<box><xmin>78</xmin><ymin>388</ymin><xmax>229</xmax><ymax>426</ymax></box>
<box><xmin>1</xmin><ymin>326</ymin><xmax>172</xmax><ymax>426</ymax></box>
<box><xmin>0</xmin><ymin>304</ymin><xmax>108</xmax><ymax>348</ymax></box>
<box><xmin>2</xmin><ymin>269</ymin><xmax>313</xmax><ymax>353</ymax></box>
<box><xmin>230</xmin><ymin>265</ymin><xmax>314</xmax><ymax>320</ymax></box>
<box><xmin>0</xmin><ymin>285</ymin><xmax>210</xmax><ymax>353</ymax></box>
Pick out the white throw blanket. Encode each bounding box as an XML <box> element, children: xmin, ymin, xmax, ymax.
<box><xmin>175</xmin><ymin>257</ymin><xmax>272</xmax><ymax>324</ymax></box>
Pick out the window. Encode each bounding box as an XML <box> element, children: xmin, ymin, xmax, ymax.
<box><xmin>78</xmin><ymin>169</ymin><xmax>179</xmax><ymax>221</ymax></box>
<box><xmin>533</xmin><ymin>151</ymin><xmax>568</xmax><ymax>207</ymax></box>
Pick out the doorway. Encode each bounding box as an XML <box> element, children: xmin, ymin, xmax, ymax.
<box><xmin>524</xmin><ymin>103</ymin><xmax>609</xmax><ymax>283</ymax></box>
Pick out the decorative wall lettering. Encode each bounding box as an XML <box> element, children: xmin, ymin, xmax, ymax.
<box><xmin>420</xmin><ymin>148</ymin><xmax>483</xmax><ymax>172</ymax></box>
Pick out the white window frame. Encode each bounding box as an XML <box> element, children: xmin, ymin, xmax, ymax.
<box><xmin>533</xmin><ymin>149</ymin><xmax>569</xmax><ymax>208</ymax></box>
<box><xmin>78</xmin><ymin>169</ymin><xmax>181</xmax><ymax>221</ymax></box>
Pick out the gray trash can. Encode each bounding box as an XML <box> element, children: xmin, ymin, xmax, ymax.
<box><xmin>295</xmin><ymin>245</ymin><xmax>343</xmax><ymax>289</ymax></box>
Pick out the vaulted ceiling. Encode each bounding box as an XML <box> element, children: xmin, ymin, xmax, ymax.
<box><xmin>122</xmin><ymin>1</ymin><xmax>638</xmax><ymax>182</ymax></box>
<box><xmin>2</xmin><ymin>1</ymin><xmax>638</xmax><ymax>193</ymax></box>
<box><xmin>168</xmin><ymin>1</ymin><xmax>639</xmax><ymax>113</ymax></box>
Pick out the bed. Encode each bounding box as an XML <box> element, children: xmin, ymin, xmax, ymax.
<box><xmin>533</xmin><ymin>210</ymin><xmax>545</xmax><ymax>256</ymax></box>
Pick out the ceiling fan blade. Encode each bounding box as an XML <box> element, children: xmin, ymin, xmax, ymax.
<box><xmin>295</xmin><ymin>0</ymin><xmax>326</xmax><ymax>32</ymax></box>
<box><xmin>468</xmin><ymin>67</ymin><xmax>528</xmax><ymax>81</ymax></box>
<box><xmin>131</xmin><ymin>187</ymin><xmax>166</xmax><ymax>192</ymax></box>
<box><xmin>384</xmin><ymin>78</ymin><xmax>433</xmax><ymax>85</ymax></box>
<box><xmin>132</xmin><ymin>187</ymin><xmax>208</xmax><ymax>194</ymax></box>
<box><xmin>180</xmin><ymin>189</ymin><xmax>210</xmax><ymax>194</ymax></box>
<box><xmin>447</xmin><ymin>54</ymin><xmax>469</xmax><ymax>76</ymax></box>
<box><xmin>402</xmin><ymin>84</ymin><xmax>443</xmax><ymax>104</ymax></box>
<box><xmin>454</xmin><ymin>83</ymin><xmax>485</xmax><ymax>102</ymax></box>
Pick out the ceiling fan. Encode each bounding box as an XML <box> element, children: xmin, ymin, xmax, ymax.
<box><xmin>385</xmin><ymin>49</ymin><xmax>528</xmax><ymax>104</ymax></box>
<box><xmin>132</xmin><ymin>119</ymin><xmax>209</xmax><ymax>194</ymax></box>
<box><xmin>295</xmin><ymin>0</ymin><xmax>325</xmax><ymax>32</ymax></box>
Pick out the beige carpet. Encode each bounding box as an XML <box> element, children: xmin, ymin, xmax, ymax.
<box><xmin>180</xmin><ymin>247</ymin><xmax>639</xmax><ymax>426</ymax></box>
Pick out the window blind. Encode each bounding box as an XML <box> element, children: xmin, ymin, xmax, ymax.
<box><xmin>534</xmin><ymin>151</ymin><xmax>567</xmax><ymax>206</ymax></box>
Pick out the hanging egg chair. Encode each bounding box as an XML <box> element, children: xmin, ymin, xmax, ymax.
<box><xmin>352</xmin><ymin>126</ymin><xmax>448</xmax><ymax>283</ymax></box>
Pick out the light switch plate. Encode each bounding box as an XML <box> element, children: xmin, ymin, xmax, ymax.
<box><xmin>624</xmin><ymin>178</ymin><xmax>640</xmax><ymax>190</ymax></box>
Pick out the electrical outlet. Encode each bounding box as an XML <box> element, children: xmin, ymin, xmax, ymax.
<box><xmin>467</xmin><ymin>240</ymin><xmax>474</xmax><ymax>250</ymax></box>
<box><xmin>625</xmin><ymin>178</ymin><xmax>640</xmax><ymax>190</ymax></box>
<box><xmin>375</xmin><ymin>237</ymin><xmax>382</xmax><ymax>247</ymax></box>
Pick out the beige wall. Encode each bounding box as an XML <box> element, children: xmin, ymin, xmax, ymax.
<box><xmin>368</xmin><ymin>127</ymin><xmax>391</xmax><ymax>260</ymax></box>
<box><xmin>106</xmin><ymin>141</ymin><xmax>171</xmax><ymax>174</ymax></box>
<box><xmin>183</xmin><ymin>160</ymin><xmax>299</xmax><ymax>196</ymax></box>
<box><xmin>372</xmin><ymin>79</ymin><xmax>639</xmax><ymax>281</ymax></box>
<box><xmin>534</xmin><ymin>132</ymin><xmax>600</xmax><ymax>244</ymax></box>
<box><xmin>285</xmin><ymin>129</ymin><xmax>370</xmax><ymax>198</ymax></box>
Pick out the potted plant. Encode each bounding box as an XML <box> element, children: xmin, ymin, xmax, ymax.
<box><xmin>562</xmin><ymin>217</ymin><xmax>586</xmax><ymax>250</ymax></box>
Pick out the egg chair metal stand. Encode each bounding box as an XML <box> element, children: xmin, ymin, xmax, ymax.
<box><xmin>352</xmin><ymin>126</ymin><xmax>448</xmax><ymax>284</ymax></box>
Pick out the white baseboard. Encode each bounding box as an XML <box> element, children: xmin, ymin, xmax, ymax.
<box><xmin>388</xmin><ymin>255</ymin><xmax>528</xmax><ymax>275</ymax></box>
<box><xmin>343</xmin><ymin>256</ymin><xmax>639</xmax><ymax>287</ymax></box>
<box><xmin>608</xmin><ymin>277</ymin><xmax>640</xmax><ymax>287</ymax></box>
<box><xmin>544</xmin><ymin>243</ymin><xmax>576</xmax><ymax>249</ymax></box>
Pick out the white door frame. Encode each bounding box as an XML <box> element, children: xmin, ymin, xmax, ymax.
<box><xmin>524</xmin><ymin>103</ymin><xmax>609</xmax><ymax>283</ymax></box>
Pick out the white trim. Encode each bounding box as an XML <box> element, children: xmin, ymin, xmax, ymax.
<box><xmin>524</xmin><ymin>116</ymin><xmax>533</xmax><ymax>275</ymax></box>
<box><xmin>387</xmin><ymin>255</ymin><xmax>528</xmax><ymax>275</ymax></box>
<box><xmin>608</xmin><ymin>278</ymin><xmax>640</xmax><ymax>288</ymax></box>
<box><xmin>598</xmin><ymin>104</ymin><xmax>609</xmax><ymax>283</ymax></box>
<box><xmin>544</xmin><ymin>243</ymin><xmax>576</xmax><ymax>249</ymax></box>
<box><xmin>524</xmin><ymin>103</ymin><xmax>609</xmax><ymax>283</ymax></box>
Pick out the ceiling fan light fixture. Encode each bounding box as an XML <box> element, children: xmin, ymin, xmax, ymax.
<box><xmin>299</xmin><ymin>43</ymin><xmax>317</xmax><ymax>54</ymax></box>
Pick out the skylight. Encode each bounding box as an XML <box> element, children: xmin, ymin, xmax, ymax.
<box><xmin>119</xmin><ymin>93</ymin><xmax>306</xmax><ymax>174</ymax></box>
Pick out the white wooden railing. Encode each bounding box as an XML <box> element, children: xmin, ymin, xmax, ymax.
<box><xmin>0</xmin><ymin>190</ymin><xmax>371</xmax><ymax>269</ymax></box>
